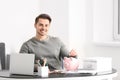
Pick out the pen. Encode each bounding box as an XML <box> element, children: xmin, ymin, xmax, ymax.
<box><xmin>37</xmin><ymin>60</ymin><xmax>41</xmax><ymax>66</ymax></box>
<box><xmin>43</xmin><ymin>58</ymin><xmax>47</xmax><ymax>66</ymax></box>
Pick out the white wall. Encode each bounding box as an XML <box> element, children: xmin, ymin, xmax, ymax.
<box><xmin>69</xmin><ymin>0</ymin><xmax>86</xmax><ymax>57</ymax></box>
<box><xmin>93</xmin><ymin>0</ymin><xmax>113</xmax><ymax>44</ymax></box>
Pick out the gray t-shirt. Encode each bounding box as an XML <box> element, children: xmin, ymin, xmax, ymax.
<box><xmin>19</xmin><ymin>36</ymin><xmax>69</xmax><ymax>70</ymax></box>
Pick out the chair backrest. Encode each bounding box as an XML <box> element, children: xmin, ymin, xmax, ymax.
<box><xmin>0</xmin><ymin>43</ymin><xmax>5</xmax><ymax>70</ymax></box>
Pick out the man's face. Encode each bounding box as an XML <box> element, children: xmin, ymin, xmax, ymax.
<box><xmin>34</xmin><ymin>18</ymin><xmax>50</xmax><ymax>36</ymax></box>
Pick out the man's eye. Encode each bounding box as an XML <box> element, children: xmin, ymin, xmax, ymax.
<box><xmin>45</xmin><ymin>25</ymin><xmax>48</xmax><ymax>27</ymax></box>
<box><xmin>39</xmin><ymin>24</ymin><xmax>43</xmax><ymax>26</ymax></box>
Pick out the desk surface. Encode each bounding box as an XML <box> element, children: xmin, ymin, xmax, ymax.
<box><xmin>0</xmin><ymin>69</ymin><xmax>117</xmax><ymax>80</ymax></box>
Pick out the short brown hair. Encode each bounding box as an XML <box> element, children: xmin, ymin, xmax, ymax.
<box><xmin>35</xmin><ymin>14</ymin><xmax>52</xmax><ymax>24</ymax></box>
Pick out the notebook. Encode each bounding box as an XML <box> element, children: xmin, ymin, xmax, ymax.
<box><xmin>9</xmin><ymin>53</ymin><xmax>35</xmax><ymax>75</ymax></box>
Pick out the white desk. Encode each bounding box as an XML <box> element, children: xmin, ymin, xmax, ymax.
<box><xmin>0</xmin><ymin>69</ymin><xmax>117</xmax><ymax>80</ymax></box>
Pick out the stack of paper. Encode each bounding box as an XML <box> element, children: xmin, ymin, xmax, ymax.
<box><xmin>78</xmin><ymin>57</ymin><xmax>112</xmax><ymax>74</ymax></box>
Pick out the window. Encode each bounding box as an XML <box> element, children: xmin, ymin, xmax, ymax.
<box><xmin>114</xmin><ymin>0</ymin><xmax>120</xmax><ymax>40</ymax></box>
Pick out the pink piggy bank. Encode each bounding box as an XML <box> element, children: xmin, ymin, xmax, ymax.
<box><xmin>63</xmin><ymin>57</ymin><xmax>79</xmax><ymax>71</ymax></box>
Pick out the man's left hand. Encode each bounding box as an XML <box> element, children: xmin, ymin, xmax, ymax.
<box><xmin>69</xmin><ymin>49</ymin><xmax>77</xmax><ymax>57</ymax></box>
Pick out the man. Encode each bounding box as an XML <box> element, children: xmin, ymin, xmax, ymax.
<box><xmin>19</xmin><ymin>14</ymin><xmax>77</xmax><ymax>71</ymax></box>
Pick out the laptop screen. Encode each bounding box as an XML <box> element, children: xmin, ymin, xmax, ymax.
<box><xmin>9</xmin><ymin>53</ymin><xmax>35</xmax><ymax>75</ymax></box>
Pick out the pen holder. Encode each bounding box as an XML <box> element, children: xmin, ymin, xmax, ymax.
<box><xmin>38</xmin><ymin>66</ymin><xmax>48</xmax><ymax>77</ymax></box>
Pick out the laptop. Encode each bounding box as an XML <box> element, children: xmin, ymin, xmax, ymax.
<box><xmin>9</xmin><ymin>53</ymin><xmax>35</xmax><ymax>75</ymax></box>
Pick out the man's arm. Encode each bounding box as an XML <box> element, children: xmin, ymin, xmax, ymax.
<box><xmin>19</xmin><ymin>42</ymin><xmax>29</xmax><ymax>53</ymax></box>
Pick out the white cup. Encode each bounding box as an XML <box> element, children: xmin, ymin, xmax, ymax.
<box><xmin>38</xmin><ymin>66</ymin><xmax>49</xmax><ymax>77</ymax></box>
